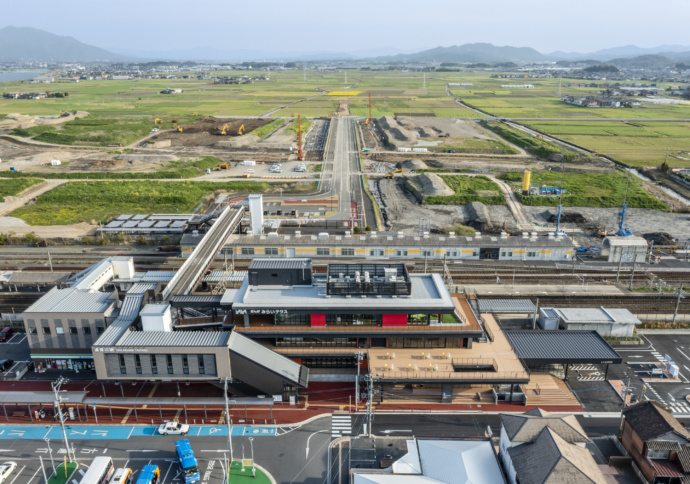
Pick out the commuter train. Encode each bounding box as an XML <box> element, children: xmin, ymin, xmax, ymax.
<box><xmin>182</xmin><ymin>230</ymin><xmax>576</xmax><ymax>262</ymax></box>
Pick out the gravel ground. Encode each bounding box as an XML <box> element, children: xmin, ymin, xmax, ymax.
<box><xmin>523</xmin><ymin>205</ymin><xmax>690</xmax><ymax>243</ymax></box>
<box><xmin>376</xmin><ymin>178</ymin><xmax>515</xmax><ymax>233</ymax></box>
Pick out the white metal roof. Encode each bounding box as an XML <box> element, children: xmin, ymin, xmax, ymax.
<box><xmin>550</xmin><ymin>307</ymin><xmax>640</xmax><ymax>325</ymax></box>
<box><xmin>139</xmin><ymin>303</ymin><xmax>170</xmax><ymax>316</ymax></box>
<box><xmin>24</xmin><ymin>287</ymin><xmax>115</xmax><ymax>314</ymax></box>
<box><xmin>603</xmin><ymin>236</ymin><xmax>648</xmax><ymax>247</ymax></box>
<box><xmin>117</xmin><ymin>330</ymin><xmax>231</xmax><ymax>347</ymax></box>
<box><xmin>229</xmin><ymin>274</ymin><xmax>455</xmax><ymax>311</ymax></box>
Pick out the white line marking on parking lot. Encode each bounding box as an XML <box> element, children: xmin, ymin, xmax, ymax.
<box><xmin>9</xmin><ymin>465</ymin><xmax>25</xmax><ymax>484</ymax></box>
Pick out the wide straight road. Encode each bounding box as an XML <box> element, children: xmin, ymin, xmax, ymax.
<box><xmin>0</xmin><ymin>417</ymin><xmax>333</xmax><ymax>484</ymax></box>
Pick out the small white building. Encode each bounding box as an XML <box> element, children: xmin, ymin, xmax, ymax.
<box><xmin>602</xmin><ymin>236</ymin><xmax>648</xmax><ymax>263</ymax></box>
<box><xmin>538</xmin><ymin>307</ymin><xmax>641</xmax><ymax>337</ymax></box>
<box><xmin>352</xmin><ymin>438</ymin><xmax>506</xmax><ymax>484</ymax></box>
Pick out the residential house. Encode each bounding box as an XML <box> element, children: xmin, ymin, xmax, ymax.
<box><xmin>499</xmin><ymin>408</ymin><xmax>607</xmax><ymax>484</ymax></box>
<box><xmin>620</xmin><ymin>400</ymin><xmax>690</xmax><ymax>483</ymax></box>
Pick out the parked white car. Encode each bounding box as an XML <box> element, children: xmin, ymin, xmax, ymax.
<box><xmin>157</xmin><ymin>421</ymin><xmax>189</xmax><ymax>436</ymax></box>
<box><xmin>0</xmin><ymin>462</ymin><xmax>17</xmax><ymax>483</ymax></box>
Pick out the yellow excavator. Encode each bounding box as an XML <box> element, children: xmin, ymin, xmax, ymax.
<box><xmin>237</xmin><ymin>124</ymin><xmax>245</xmax><ymax>135</ymax></box>
<box><xmin>173</xmin><ymin>123</ymin><xmax>182</xmax><ymax>133</ymax></box>
<box><xmin>220</xmin><ymin>123</ymin><xmax>229</xmax><ymax>135</ymax></box>
<box><xmin>384</xmin><ymin>168</ymin><xmax>404</xmax><ymax>178</ymax></box>
<box><xmin>154</xmin><ymin>118</ymin><xmax>162</xmax><ymax>124</ymax></box>
<box><xmin>191</xmin><ymin>112</ymin><xmax>199</xmax><ymax>116</ymax></box>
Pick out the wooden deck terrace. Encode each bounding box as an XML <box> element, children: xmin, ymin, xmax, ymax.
<box><xmin>368</xmin><ymin>313</ymin><xmax>529</xmax><ymax>383</ymax></box>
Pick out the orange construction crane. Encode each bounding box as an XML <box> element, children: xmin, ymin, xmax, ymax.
<box><xmin>297</xmin><ymin>114</ymin><xmax>303</xmax><ymax>161</ymax></box>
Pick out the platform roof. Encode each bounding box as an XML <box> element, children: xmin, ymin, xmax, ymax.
<box><xmin>0</xmin><ymin>391</ymin><xmax>86</xmax><ymax>404</ymax></box>
<box><xmin>477</xmin><ymin>299</ymin><xmax>536</xmax><ymax>314</ymax></box>
<box><xmin>505</xmin><ymin>331</ymin><xmax>622</xmax><ymax>364</ymax></box>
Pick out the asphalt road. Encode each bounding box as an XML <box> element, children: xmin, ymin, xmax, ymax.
<box><xmin>0</xmin><ymin>416</ymin><xmax>334</xmax><ymax>484</ymax></box>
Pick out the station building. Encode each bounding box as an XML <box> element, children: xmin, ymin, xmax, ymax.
<box><xmin>21</xmin><ymin>255</ymin><xmax>621</xmax><ymax>406</ymax></box>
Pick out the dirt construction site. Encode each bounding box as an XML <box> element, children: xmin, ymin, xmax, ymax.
<box><xmin>363</xmin><ymin>115</ymin><xmax>690</xmax><ymax>245</ymax></box>
<box><xmin>153</xmin><ymin>117</ymin><xmax>271</xmax><ymax>147</ymax></box>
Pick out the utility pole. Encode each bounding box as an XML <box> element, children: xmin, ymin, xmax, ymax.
<box><xmin>628</xmin><ymin>258</ymin><xmax>637</xmax><ymax>290</ymax></box>
<box><xmin>222</xmin><ymin>378</ymin><xmax>234</xmax><ymax>463</ymax></box>
<box><xmin>354</xmin><ymin>352</ymin><xmax>364</xmax><ymax>412</ymax></box>
<box><xmin>52</xmin><ymin>376</ymin><xmax>74</xmax><ymax>463</ymax></box>
<box><xmin>48</xmin><ymin>252</ymin><xmax>53</xmax><ymax>273</ymax></box>
<box><xmin>366</xmin><ymin>374</ymin><xmax>374</xmax><ymax>438</ymax></box>
<box><xmin>673</xmin><ymin>285</ymin><xmax>686</xmax><ymax>323</ymax></box>
<box><xmin>616</xmin><ymin>249</ymin><xmax>625</xmax><ymax>283</ymax></box>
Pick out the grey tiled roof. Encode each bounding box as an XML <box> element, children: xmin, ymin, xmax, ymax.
<box><xmin>507</xmin><ymin>427</ymin><xmax>607</xmax><ymax>484</ymax></box>
<box><xmin>623</xmin><ymin>401</ymin><xmax>690</xmax><ymax>442</ymax></box>
<box><xmin>500</xmin><ymin>409</ymin><xmax>589</xmax><ymax>444</ymax></box>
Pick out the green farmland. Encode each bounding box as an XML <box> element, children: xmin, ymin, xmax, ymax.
<box><xmin>10</xmin><ymin>180</ymin><xmax>273</xmax><ymax>225</ymax></box>
<box><xmin>499</xmin><ymin>170</ymin><xmax>667</xmax><ymax>210</ymax></box>
<box><xmin>524</xmin><ymin>121</ymin><xmax>690</xmax><ymax>168</ymax></box>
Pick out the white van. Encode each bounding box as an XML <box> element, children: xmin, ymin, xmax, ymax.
<box><xmin>110</xmin><ymin>467</ymin><xmax>133</xmax><ymax>484</ymax></box>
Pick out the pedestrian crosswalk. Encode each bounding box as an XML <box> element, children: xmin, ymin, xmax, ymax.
<box><xmin>651</xmin><ymin>351</ymin><xmax>666</xmax><ymax>362</ymax></box>
<box><xmin>577</xmin><ymin>375</ymin><xmax>605</xmax><ymax>381</ymax></box>
<box><xmin>669</xmin><ymin>402</ymin><xmax>690</xmax><ymax>413</ymax></box>
<box><xmin>331</xmin><ymin>414</ymin><xmax>352</xmax><ymax>437</ymax></box>
<box><xmin>572</xmin><ymin>364</ymin><xmax>599</xmax><ymax>372</ymax></box>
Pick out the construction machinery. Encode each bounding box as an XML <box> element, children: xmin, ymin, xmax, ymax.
<box><xmin>221</xmin><ymin>124</ymin><xmax>229</xmax><ymax>135</ymax></box>
<box><xmin>237</xmin><ymin>124</ymin><xmax>245</xmax><ymax>135</ymax></box>
<box><xmin>173</xmin><ymin>123</ymin><xmax>182</xmax><ymax>133</ymax></box>
<box><xmin>191</xmin><ymin>112</ymin><xmax>199</xmax><ymax>116</ymax></box>
<box><xmin>617</xmin><ymin>176</ymin><xmax>633</xmax><ymax>237</ymax></box>
<box><xmin>297</xmin><ymin>115</ymin><xmax>303</xmax><ymax>161</ymax></box>
<box><xmin>154</xmin><ymin>118</ymin><xmax>163</xmax><ymax>124</ymax></box>
<box><xmin>214</xmin><ymin>163</ymin><xmax>230</xmax><ymax>171</ymax></box>
<box><xmin>385</xmin><ymin>168</ymin><xmax>404</xmax><ymax>178</ymax></box>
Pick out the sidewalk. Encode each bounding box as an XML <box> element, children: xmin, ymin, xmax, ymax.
<box><xmin>0</xmin><ymin>380</ymin><xmax>582</xmax><ymax>427</ymax></box>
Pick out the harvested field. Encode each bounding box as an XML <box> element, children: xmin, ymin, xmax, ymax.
<box><xmin>154</xmin><ymin>118</ymin><xmax>272</xmax><ymax>147</ymax></box>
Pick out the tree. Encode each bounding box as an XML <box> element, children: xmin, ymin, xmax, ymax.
<box><xmin>660</xmin><ymin>161</ymin><xmax>670</xmax><ymax>173</ymax></box>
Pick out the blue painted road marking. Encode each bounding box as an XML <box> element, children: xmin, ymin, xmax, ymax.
<box><xmin>0</xmin><ymin>425</ymin><xmax>276</xmax><ymax>440</ymax></box>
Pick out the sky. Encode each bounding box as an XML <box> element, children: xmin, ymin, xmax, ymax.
<box><xmin>1</xmin><ymin>0</ymin><xmax>689</xmax><ymax>57</ymax></box>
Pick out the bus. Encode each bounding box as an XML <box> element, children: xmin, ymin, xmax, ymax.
<box><xmin>175</xmin><ymin>439</ymin><xmax>201</xmax><ymax>483</ymax></box>
<box><xmin>135</xmin><ymin>465</ymin><xmax>159</xmax><ymax>484</ymax></box>
<box><xmin>79</xmin><ymin>456</ymin><xmax>114</xmax><ymax>484</ymax></box>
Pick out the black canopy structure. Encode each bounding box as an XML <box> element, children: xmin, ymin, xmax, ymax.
<box><xmin>505</xmin><ymin>331</ymin><xmax>622</xmax><ymax>365</ymax></box>
<box><xmin>505</xmin><ymin>330</ymin><xmax>622</xmax><ymax>381</ymax></box>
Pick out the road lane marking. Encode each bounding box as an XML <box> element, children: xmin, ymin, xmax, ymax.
<box><xmin>8</xmin><ymin>465</ymin><xmax>25</xmax><ymax>484</ymax></box>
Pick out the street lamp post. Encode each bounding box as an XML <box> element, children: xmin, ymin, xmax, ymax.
<box><xmin>52</xmin><ymin>376</ymin><xmax>74</xmax><ymax>463</ymax></box>
<box><xmin>44</xmin><ymin>438</ymin><xmax>56</xmax><ymax>477</ymax></box>
<box><xmin>249</xmin><ymin>437</ymin><xmax>256</xmax><ymax>478</ymax></box>
<box><xmin>222</xmin><ymin>378</ymin><xmax>234</xmax><ymax>464</ymax></box>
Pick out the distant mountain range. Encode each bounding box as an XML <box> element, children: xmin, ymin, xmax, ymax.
<box><xmin>0</xmin><ymin>26</ymin><xmax>127</xmax><ymax>62</ymax></box>
<box><xmin>0</xmin><ymin>26</ymin><xmax>688</xmax><ymax>66</ymax></box>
